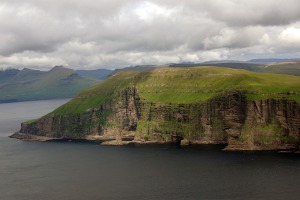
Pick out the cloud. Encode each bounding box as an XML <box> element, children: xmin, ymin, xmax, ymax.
<box><xmin>203</xmin><ymin>27</ymin><xmax>265</xmax><ymax>50</ymax></box>
<box><xmin>181</xmin><ymin>0</ymin><xmax>300</xmax><ymax>26</ymax></box>
<box><xmin>278</xmin><ymin>27</ymin><xmax>300</xmax><ymax>44</ymax></box>
<box><xmin>0</xmin><ymin>0</ymin><xmax>300</xmax><ymax>70</ymax></box>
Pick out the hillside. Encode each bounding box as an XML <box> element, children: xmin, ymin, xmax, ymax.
<box><xmin>71</xmin><ymin>61</ymin><xmax>300</xmax><ymax>84</ymax></box>
<box><xmin>51</xmin><ymin>67</ymin><xmax>300</xmax><ymax>115</ymax></box>
<box><xmin>76</xmin><ymin>69</ymin><xmax>113</xmax><ymax>80</ymax></box>
<box><xmin>13</xmin><ymin>67</ymin><xmax>300</xmax><ymax>151</ymax></box>
<box><xmin>0</xmin><ymin>68</ymin><xmax>21</xmax><ymax>84</ymax></box>
<box><xmin>170</xmin><ymin>61</ymin><xmax>300</xmax><ymax>76</ymax></box>
<box><xmin>0</xmin><ymin>66</ymin><xmax>100</xmax><ymax>103</ymax></box>
<box><xmin>75</xmin><ymin>65</ymin><xmax>157</xmax><ymax>80</ymax></box>
<box><xmin>248</xmin><ymin>58</ymin><xmax>300</xmax><ymax>64</ymax></box>
<box><xmin>171</xmin><ymin>62</ymin><xmax>264</xmax><ymax>72</ymax></box>
<box><xmin>262</xmin><ymin>61</ymin><xmax>300</xmax><ymax>76</ymax></box>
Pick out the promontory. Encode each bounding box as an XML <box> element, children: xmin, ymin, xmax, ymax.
<box><xmin>11</xmin><ymin>67</ymin><xmax>300</xmax><ymax>151</ymax></box>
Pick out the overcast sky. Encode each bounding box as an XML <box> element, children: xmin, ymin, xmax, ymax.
<box><xmin>1</xmin><ymin>0</ymin><xmax>300</xmax><ymax>70</ymax></box>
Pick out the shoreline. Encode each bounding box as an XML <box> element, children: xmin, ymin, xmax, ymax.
<box><xmin>10</xmin><ymin>132</ymin><xmax>300</xmax><ymax>153</ymax></box>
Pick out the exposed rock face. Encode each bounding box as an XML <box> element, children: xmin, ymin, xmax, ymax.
<box><xmin>13</xmin><ymin>87</ymin><xmax>300</xmax><ymax>151</ymax></box>
<box><xmin>225</xmin><ymin>99</ymin><xmax>300</xmax><ymax>151</ymax></box>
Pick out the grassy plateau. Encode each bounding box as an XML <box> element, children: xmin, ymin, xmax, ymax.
<box><xmin>51</xmin><ymin>66</ymin><xmax>300</xmax><ymax>115</ymax></box>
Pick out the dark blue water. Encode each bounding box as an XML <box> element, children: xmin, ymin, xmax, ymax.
<box><xmin>1</xmin><ymin>100</ymin><xmax>300</xmax><ymax>200</ymax></box>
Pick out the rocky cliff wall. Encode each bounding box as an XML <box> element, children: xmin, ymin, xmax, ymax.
<box><xmin>226</xmin><ymin>99</ymin><xmax>300</xmax><ymax>150</ymax></box>
<box><xmin>13</xmin><ymin>86</ymin><xmax>300</xmax><ymax>150</ymax></box>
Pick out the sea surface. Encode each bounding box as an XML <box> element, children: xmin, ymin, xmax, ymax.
<box><xmin>1</xmin><ymin>100</ymin><xmax>300</xmax><ymax>200</ymax></box>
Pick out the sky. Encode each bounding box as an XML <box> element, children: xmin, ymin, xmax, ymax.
<box><xmin>0</xmin><ymin>0</ymin><xmax>300</xmax><ymax>70</ymax></box>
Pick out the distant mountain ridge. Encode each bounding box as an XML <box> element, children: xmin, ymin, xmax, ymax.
<box><xmin>76</xmin><ymin>69</ymin><xmax>113</xmax><ymax>80</ymax></box>
<box><xmin>170</xmin><ymin>60</ymin><xmax>300</xmax><ymax>76</ymax></box>
<box><xmin>56</xmin><ymin>59</ymin><xmax>300</xmax><ymax>81</ymax></box>
<box><xmin>0</xmin><ymin>66</ymin><xmax>100</xmax><ymax>103</ymax></box>
<box><xmin>248</xmin><ymin>58</ymin><xmax>300</xmax><ymax>64</ymax></box>
<box><xmin>1</xmin><ymin>59</ymin><xmax>299</xmax><ymax>103</ymax></box>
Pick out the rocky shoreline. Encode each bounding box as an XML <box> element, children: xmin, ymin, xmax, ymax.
<box><xmin>10</xmin><ymin>132</ymin><xmax>300</xmax><ymax>153</ymax></box>
<box><xmin>223</xmin><ymin>144</ymin><xmax>299</xmax><ymax>152</ymax></box>
<box><xmin>10</xmin><ymin>132</ymin><xmax>54</xmax><ymax>142</ymax></box>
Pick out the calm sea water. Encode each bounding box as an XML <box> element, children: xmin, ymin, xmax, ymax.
<box><xmin>1</xmin><ymin>100</ymin><xmax>300</xmax><ymax>200</ymax></box>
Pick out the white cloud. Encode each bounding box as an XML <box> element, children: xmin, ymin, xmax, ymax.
<box><xmin>0</xmin><ymin>0</ymin><xmax>300</xmax><ymax>70</ymax></box>
<box><xmin>278</xmin><ymin>27</ymin><xmax>300</xmax><ymax>44</ymax></box>
<box><xmin>203</xmin><ymin>27</ymin><xmax>265</xmax><ymax>50</ymax></box>
<box><xmin>135</xmin><ymin>1</ymin><xmax>175</xmax><ymax>22</ymax></box>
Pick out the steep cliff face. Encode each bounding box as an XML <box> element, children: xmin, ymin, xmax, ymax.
<box><xmin>14</xmin><ymin>86</ymin><xmax>300</xmax><ymax>150</ymax></box>
<box><xmin>226</xmin><ymin>99</ymin><xmax>300</xmax><ymax>150</ymax></box>
<box><xmin>12</xmin><ymin>67</ymin><xmax>300</xmax><ymax>151</ymax></box>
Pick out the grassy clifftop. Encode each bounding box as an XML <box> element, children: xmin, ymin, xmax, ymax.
<box><xmin>136</xmin><ymin>67</ymin><xmax>300</xmax><ymax>103</ymax></box>
<box><xmin>51</xmin><ymin>66</ymin><xmax>300</xmax><ymax>115</ymax></box>
<box><xmin>51</xmin><ymin>71</ymin><xmax>139</xmax><ymax>115</ymax></box>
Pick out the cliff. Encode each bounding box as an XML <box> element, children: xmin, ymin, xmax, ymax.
<box><xmin>11</xmin><ymin>67</ymin><xmax>300</xmax><ymax>151</ymax></box>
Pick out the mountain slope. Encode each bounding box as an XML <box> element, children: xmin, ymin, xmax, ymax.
<box><xmin>75</xmin><ymin>65</ymin><xmax>157</xmax><ymax>80</ymax></box>
<box><xmin>262</xmin><ymin>61</ymin><xmax>300</xmax><ymax>76</ymax></box>
<box><xmin>170</xmin><ymin>62</ymin><xmax>265</xmax><ymax>72</ymax></box>
<box><xmin>248</xmin><ymin>58</ymin><xmax>300</xmax><ymax>64</ymax></box>
<box><xmin>51</xmin><ymin>66</ymin><xmax>300</xmax><ymax>114</ymax></box>
<box><xmin>13</xmin><ymin>66</ymin><xmax>300</xmax><ymax>151</ymax></box>
<box><xmin>170</xmin><ymin>61</ymin><xmax>300</xmax><ymax>76</ymax></box>
<box><xmin>0</xmin><ymin>66</ymin><xmax>100</xmax><ymax>103</ymax></box>
<box><xmin>76</xmin><ymin>69</ymin><xmax>113</xmax><ymax>80</ymax></box>
<box><xmin>0</xmin><ymin>69</ymin><xmax>21</xmax><ymax>84</ymax></box>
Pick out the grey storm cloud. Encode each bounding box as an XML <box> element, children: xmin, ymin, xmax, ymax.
<box><xmin>0</xmin><ymin>0</ymin><xmax>300</xmax><ymax>69</ymax></box>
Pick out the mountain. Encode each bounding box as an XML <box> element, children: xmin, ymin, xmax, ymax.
<box><xmin>170</xmin><ymin>62</ymin><xmax>265</xmax><ymax>72</ymax></box>
<box><xmin>262</xmin><ymin>61</ymin><xmax>300</xmax><ymax>76</ymax></box>
<box><xmin>12</xmin><ymin>66</ymin><xmax>300</xmax><ymax>152</ymax></box>
<box><xmin>75</xmin><ymin>65</ymin><xmax>157</xmax><ymax>80</ymax></box>
<box><xmin>76</xmin><ymin>69</ymin><xmax>113</xmax><ymax>80</ymax></box>
<box><xmin>75</xmin><ymin>60</ymin><xmax>300</xmax><ymax>81</ymax></box>
<box><xmin>248</xmin><ymin>58</ymin><xmax>300</xmax><ymax>64</ymax></box>
<box><xmin>0</xmin><ymin>68</ymin><xmax>20</xmax><ymax>84</ymax></box>
<box><xmin>171</xmin><ymin>61</ymin><xmax>300</xmax><ymax>76</ymax></box>
<box><xmin>0</xmin><ymin>66</ymin><xmax>100</xmax><ymax>103</ymax></box>
<box><xmin>113</xmin><ymin>65</ymin><xmax>157</xmax><ymax>73</ymax></box>
<box><xmin>197</xmin><ymin>62</ymin><xmax>264</xmax><ymax>72</ymax></box>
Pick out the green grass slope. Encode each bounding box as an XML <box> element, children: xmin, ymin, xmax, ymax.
<box><xmin>51</xmin><ymin>66</ymin><xmax>300</xmax><ymax>115</ymax></box>
<box><xmin>0</xmin><ymin>66</ymin><xmax>100</xmax><ymax>103</ymax></box>
<box><xmin>171</xmin><ymin>62</ymin><xmax>265</xmax><ymax>72</ymax></box>
<box><xmin>171</xmin><ymin>61</ymin><xmax>300</xmax><ymax>76</ymax></box>
<box><xmin>136</xmin><ymin>67</ymin><xmax>300</xmax><ymax>103</ymax></box>
<box><xmin>51</xmin><ymin>71</ymin><xmax>138</xmax><ymax>114</ymax></box>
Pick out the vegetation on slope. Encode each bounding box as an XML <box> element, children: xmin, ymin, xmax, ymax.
<box><xmin>171</xmin><ymin>62</ymin><xmax>265</xmax><ymax>72</ymax></box>
<box><xmin>51</xmin><ymin>71</ymin><xmax>139</xmax><ymax>115</ymax></box>
<box><xmin>50</xmin><ymin>66</ymin><xmax>300</xmax><ymax>115</ymax></box>
<box><xmin>0</xmin><ymin>66</ymin><xmax>100</xmax><ymax>103</ymax></box>
<box><xmin>263</xmin><ymin>61</ymin><xmax>300</xmax><ymax>76</ymax></box>
<box><xmin>76</xmin><ymin>69</ymin><xmax>113</xmax><ymax>80</ymax></box>
<box><xmin>135</xmin><ymin>67</ymin><xmax>300</xmax><ymax>103</ymax></box>
<box><xmin>171</xmin><ymin>61</ymin><xmax>300</xmax><ymax>76</ymax></box>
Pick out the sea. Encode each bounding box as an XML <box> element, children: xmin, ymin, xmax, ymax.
<box><xmin>1</xmin><ymin>99</ymin><xmax>300</xmax><ymax>200</ymax></box>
